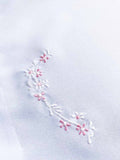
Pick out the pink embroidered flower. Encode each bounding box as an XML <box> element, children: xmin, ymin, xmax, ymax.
<box><xmin>59</xmin><ymin>120</ymin><xmax>71</xmax><ymax>131</ymax></box>
<box><xmin>76</xmin><ymin>124</ymin><xmax>88</xmax><ymax>136</ymax></box>
<box><xmin>34</xmin><ymin>92</ymin><xmax>45</xmax><ymax>101</ymax></box>
<box><xmin>40</xmin><ymin>53</ymin><xmax>49</xmax><ymax>63</ymax></box>
<box><xmin>36</xmin><ymin>68</ymin><xmax>42</xmax><ymax>77</ymax></box>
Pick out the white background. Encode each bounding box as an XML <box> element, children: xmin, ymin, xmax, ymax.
<box><xmin>0</xmin><ymin>0</ymin><xmax>120</xmax><ymax>160</ymax></box>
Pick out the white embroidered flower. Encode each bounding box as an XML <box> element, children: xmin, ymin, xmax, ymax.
<box><xmin>25</xmin><ymin>65</ymin><xmax>43</xmax><ymax>78</ymax></box>
<box><xmin>27</xmin><ymin>79</ymin><xmax>49</xmax><ymax>94</ymax></box>
<box><xmin>34</xmin><ymin>79</ymin><xmax>49</xmax><ymax>90</ymax></box>
<box><xmin>72</xmin><ymin>112</ymin><xmax>86</xmax><ymax>120</ymax></box>
<box><xmin>25</xmin><ymin>67</ymin><xmax>35</xmax><ymax>77</ymax></box>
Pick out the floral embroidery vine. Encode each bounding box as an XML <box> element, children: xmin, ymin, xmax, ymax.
<box><xmin>24</xmin><ymin>50</ymin><xmax>96</xmax><ymax>144</ymax></box>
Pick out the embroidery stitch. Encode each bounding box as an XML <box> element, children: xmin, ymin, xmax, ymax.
<box><xmin>24</xmin><ymin>50</ymin><xmax>96</xmax><ymax>144</ymax></box>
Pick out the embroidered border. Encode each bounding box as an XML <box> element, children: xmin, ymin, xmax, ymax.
<box><xmin>24</xmin><ymin>50</ymin><xmax>96</xmax><ymax>144</ymax></box>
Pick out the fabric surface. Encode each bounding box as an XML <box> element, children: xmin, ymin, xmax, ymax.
<box><xmin>0</xmin><ymin>0</ymin><xmax>120</xmax><ymax>160</ymax></box>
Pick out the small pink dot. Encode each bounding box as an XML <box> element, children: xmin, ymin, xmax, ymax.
<box><xmin>76</xmin><ymin>115</ymin><xmax>79</xmax><ymax>119</ymax></box>
<box><xmin>83</xmin><ymin>132</ymin><xmax>86</xmax><ymax>136</ymax></box>
<box><xmin>64</xmin><ymin>126</ymin><xmax>67</xmax><ymax>131</ymax></box>
<box><xmin>85</xmin><ymin>129</ymin><xmax>88</xmax><ymax>132</ymax></box>
<box><xmin>38</xmin><ymin>83</ymin><xmax>41</xmax><ymax>86</ymax></box>
<box><xmin>83</xmin><ymin>124</ymin><xmax>85</xmax><ymax>127</ymax></box>
<box><xmin>29</xmin><ymin>71</ymin><xmax>32</xmax><ymax>74</ymax></box>
<box><xmin>37</xmin><ymin>69</ymin><xmax>40</xmax><ymax>72</ymax></box>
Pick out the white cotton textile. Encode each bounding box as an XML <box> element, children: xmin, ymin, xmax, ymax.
<box><xmin>0</xmin><ymin>0</ymin><xmax>120</xmax><ymax>160</ymax></box>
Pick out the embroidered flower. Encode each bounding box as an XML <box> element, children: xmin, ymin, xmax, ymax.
<box><xmin>40</xmin><ymin>53</ymin><xmax>49</xmax><ymax>63</ymax></box>
<box><xmin>59</xmin><ymin>120</ymin><xmax>71</xmax><ymax>131</ymax></box>
<box><xmin>76</xmin><ymin>124</ymin><xmax>88</xmax><ymax>136</ymax></box>
<box><xmin>36</xmin><ymin>68</ymin><xmax>42</xmax><ymax>77</ymax></box>
<box><xmin>72</xmin><ymin>112</ymin><xmax>86</xmax><ymax>120</ymax></box>
<box><xmin>34</xmin><ymin>92</ymin><xmax>45</xmax><ymax>101</ymax></box>
<box><xmin>25</xmin><ymin>66</ymin><xmax>42</xmax><ymax>78</ymax></box>
<box><xmin>25</xmin><ymin>68</ymin><xmax>34</xmax><ymax>77</ymax></box>
<box><xmin>34</xmin><ymin>79</ymin><xmax>49</xmax><ymax>90</ymax></box>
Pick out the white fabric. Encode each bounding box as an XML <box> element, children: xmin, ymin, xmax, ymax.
<box><xmin>0</xmin><ymin>0</ymin><xmax>120</xmax><ymax>159</ymax></box>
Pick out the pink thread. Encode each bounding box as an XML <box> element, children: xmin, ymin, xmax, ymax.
<box><xmin>36</xmin><ymin>68</ymin><xmax>42</xmax><ymax>77</ymax></box>
<box><xmin>59</xmin><ymin>120</ymin><xmax>71</xmax><ymax>131</ymax></box>
<box><xmin>76</xmin><ymin>115</ymin><xmax>79</xmax><ymax>119</ymax></box>
<box><xmin>28</xmin><ymin>70</ymin><xmax>33</xmax><ymax>74</ymax></box>
<box><xmin>34</xmin><ymin>92</ymin><xmax>45</xmax><ymax>101</ymax></box>
<box><xmin>37</xmin><ymin>82</ymin><xmax>42</xmax><ymax>86</ymax></box>
<box><xmin>40</xmin><ymin>54</ymin><xmax>49</xmax><ymax>63</ymax></box>
<box><xmin>76</xmin><ymin>124</ymin><xmax>88</xmax><ymax>136</ymax></box>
